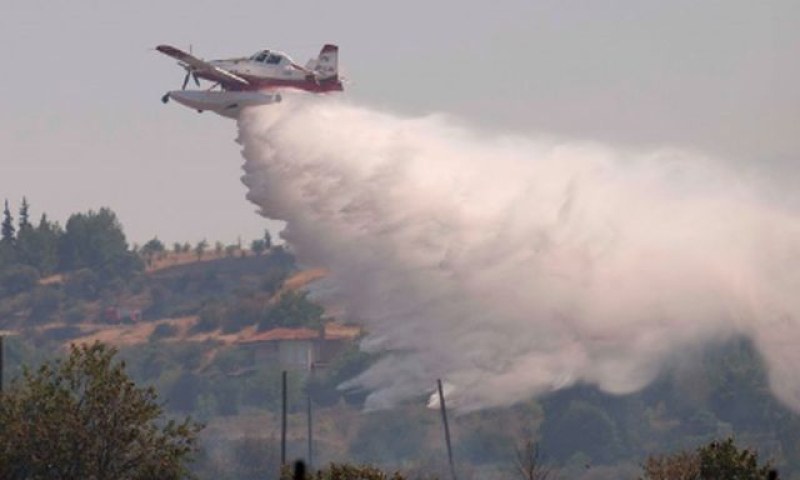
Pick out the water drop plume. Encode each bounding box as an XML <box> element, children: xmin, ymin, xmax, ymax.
<box><xmin>237</xmin><ymin>95</ymin><xmax>800</xmax><ymax>412</ymax></box>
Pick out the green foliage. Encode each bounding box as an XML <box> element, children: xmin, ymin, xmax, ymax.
<box><xmin>259</xmin><ymin>290</ymin><xmax>323</xmax><ymax>330</ymax></box>
<box><xmin>228</xmin><ymin>296</ymin><xmax>265</xmax><ymax>332</ymax></box>
<box><xmin>0</xmin><ymin>342</ymin><xmax>202</xmax><ymax>479</ymax></box>
<box><xmin>251</xmin><ymin>239</ymin><xmax>267</xmax><ymax>256</ymax></box>
<box><xmin>0</xmin><ymin>264</ymin><xmax>39</xmax><ymax>296</ymax></box>
<box><xmin>64</xmin><ymin>268</ymin><xmax>101</xmax><ymax>300</ymax></box>
<box><xmin>240</xmin><ymin>369</ymin><xmax>304</xmax><ymax>411</ymax></box>
<box><xmin>193</xmin><ymin>301</ymin><xmax>225</xmax><ymax>333</ymax></box>
<box><xmin>2</xmin><ymin>199</ymin><xmax>15</xmax><ymax>245</ymax></box>
<box><xmin>697</xmin><ymin>438</ymin><xmax>772</xmax><ymax>479</ymax></box>
<box><xmin>641</xmin><ymin>438</ymin><xmax>775</xmax><ymax>480</ymax></box>
<box><xmin>18</xmin><ymin>197</ymin><xmax>30</xmax><ymax>231</ymax></box>
<box><xmin>28</xmin><ymin>286</ymin><xmax>62</xmax><ymax>323</ymax></box>
<box><xmin>58</xmin><ymin>208</ymin><xmax>142</xmax><ymax>280</ymax></box>
<box><xmin>195</xmin><ymin>239</ymin><xmax>208</xmax><ymax>260</ymax></box>
<box><xmin>142</xmin><ymin>237</ymin><xmax>166</xmax><ymax>255</ymax></box>
<box><xmin>18</xmin><ymin>213</ymin><xmax>62</xmax><ymax>275</ymax></box>
<box><xmin>151</xmin><ymin>322</ymin><xmax>180</xmax><ymax>341</ymax></box>
<box><xmin>641</xmin><ymin>450</ymin><xmax>700</xmax><ymax>480</ymax></box>
<box><xmin>141</xmin><ymin>237</ymin><xmax>166</xmax><ymax>266</ymax></box>
<box><xmin>281</xmin><ymin>463</ymin><xmax>410</xmax><ymax>480</ymax></box>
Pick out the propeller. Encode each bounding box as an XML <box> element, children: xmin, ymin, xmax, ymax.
<box><xmin>181</xmin><ymin>69</ymin><xmax>201</xmax><ymax>90</ymax></box>
<box><xmin>179</xmin><ymin>44</ymin><xmax>200</xmax><ymax>90</ymax></box>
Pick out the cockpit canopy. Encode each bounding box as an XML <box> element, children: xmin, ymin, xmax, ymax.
<box><xmin>250</xmin><ymin>50</ymin><xmax>288</xmax><ymax>65</ymax></box>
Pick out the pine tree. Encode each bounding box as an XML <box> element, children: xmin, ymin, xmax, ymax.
<box><xmin>18</xmin><ymin>197</ymin><xmax>30</xmax><ymax>231</ymax></box>
<box><xmin>34</xmin><ymin>214</ymin><xmax>62</xmax><ymax>275</ymax></box>
<box><xmin>2</xmin><ymin>199</ymin><xmax>15</xmax><ymax>244</ymax></box>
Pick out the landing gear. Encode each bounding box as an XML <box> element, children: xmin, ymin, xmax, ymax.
<box><xmin>161</xmin><ymin>93</ymin><xmax>170</xmax><ymax>104</ymax></box>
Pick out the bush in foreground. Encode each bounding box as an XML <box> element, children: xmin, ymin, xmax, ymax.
<box><xmin>0</xmin><ymin>342</ymin><xmax>202</xmax><ymax>479</ymax></box>
<box><xmin>641</xmin><ymin>437</ymin><xmax>777</xmax><ymax>480</ymax></box>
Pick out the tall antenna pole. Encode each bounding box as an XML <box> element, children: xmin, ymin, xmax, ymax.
<box><xmin>281</xmin><ymin>370</ymin><xmax>288</xmax><ymax>466</ymax></box>
<box><xmin>437</xmin><ymin>379</ymin><xmax>457</xmax><ymax>480</ymax></box>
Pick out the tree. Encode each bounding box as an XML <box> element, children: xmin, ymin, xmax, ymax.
<box><xmin>0</xmin><ymin>342</ymin><xmax>202</xmax><ymax>479</ymax></box>
<box><xmin>141</xmin><ymin>237</ymin><xmax>165</xmax><ymax>256</ymax></box>
<box><xmin>141</xmin><ymin>237</ymin><xmax>166</xmax><ymax>266</ymax></box>
<box><xmin>280</xmin><ymin>462</ymin><xmax>409</xmax><ymax>480</ymax></box>
<box><xmin>251</xmin><ymin>239</ymin><xmax>266</xmax><ymax>256</ymax></box>
<box><xmin>31</xmin><ymin>214</ymin><xmax>62</xmax><ymax>275</ymax></box>
<box><xmin>14</xmin><ymin>198</ymin><xmax>33</xmax><ymax>269</ymax></box>
<box><xmin>194</xmin><ymin>239</ymin><xmax>208</xmax><ymax>260</ymax></box>
<box><xmin>513</xmin><ymin>437</ymin><xmax>555</xmax><ymax>480</ymax></box>
<box><xmin>258</xmin><ymin>291</ymin><xmax>324</xmax><ymax>330</ymax></box>
<box><xmin>641</xmin><ymin>450</ymin><xmax>700</xmax><ymax>480</ymax></box>
<box><xmin>0</xmin><ymin>264</ymin><xmax>40</xmax><ymax>296</ymax></box>
<box><xmin>264</xmin><ymin>229</ymin><xmax>272</xmax><ymax>250</ymax></box>
<box><xmin>58</xmin><ymin>208</ymin><xmax>142</xmax><ymax>279</ymax></box>
<box><xmin>640</xmin><ymin>438</ymin><xmax>777</xmax><ymax>480</ymax></box>
<box><xmin>697</xmin><ymin>438</ymin><xmax>773</xmax><ymax>480</ymax></box>
<box><xmin>2</xmin><ymin>199</ymin><xmax>15</xmax><ymax>244</ymax></box>
<box><xmin>18</xmin><ymin>197</ymin><xmax>30</xmax><ymax>231</ymax></box>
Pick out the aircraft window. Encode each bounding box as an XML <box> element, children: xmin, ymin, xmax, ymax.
<box><xmin>255</xmin><ymin>53</ymin><xmax>268</xmax><ymax>62</ymax></box>
<box><xmin>267</xmin><ymin>54</ymin><xmax>282</xmax><ymax>65</ymax></box>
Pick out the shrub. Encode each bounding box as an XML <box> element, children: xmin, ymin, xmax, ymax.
<box><xmin>0</xmin><ymin>264</ymin><xmax>40</xmax><ymax>296</ymax></box>
<box><xmin>150</xmin><ymin>322</ymin><xmax>179</xmax><ymax>341</ymax></box>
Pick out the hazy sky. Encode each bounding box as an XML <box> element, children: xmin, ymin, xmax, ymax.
<box><xmin>0</xmin><ymin>1</ymin><xmax>797</xmax><ymax>245</ymax></box>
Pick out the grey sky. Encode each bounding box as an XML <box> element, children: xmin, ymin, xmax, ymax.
<box><xmin>0</xmin><ymin>0</ymin><xmax>797</xmax><ymax>245</ymax></box>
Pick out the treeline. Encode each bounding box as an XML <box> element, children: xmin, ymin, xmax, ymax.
<box><xmin>0</xmin><ymin>198</ymin><xmax>141</xmax><ymax>297</ymax></box>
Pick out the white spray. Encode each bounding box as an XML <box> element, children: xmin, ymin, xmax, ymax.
<box><xmin>237</xmin><ymin>96</ymin><xmax>800</xmax><ymax>412</ymax></box>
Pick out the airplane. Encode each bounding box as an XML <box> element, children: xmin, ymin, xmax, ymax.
<box><xmin>156</xmin><ymin>44</ymin><xmax>343</xmax><ymax>118</ymax></box>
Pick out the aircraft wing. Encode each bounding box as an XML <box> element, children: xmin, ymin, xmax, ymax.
<box><xmin>156</xmin><ymin>45</ymin><xmax>250</xmax><ymax>88</ymax></box>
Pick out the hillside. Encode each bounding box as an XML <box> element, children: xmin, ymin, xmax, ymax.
<box><xmin>2</xmin><ymin>205</ymin><xmax>800</xmax><ymax>479</ymax></box>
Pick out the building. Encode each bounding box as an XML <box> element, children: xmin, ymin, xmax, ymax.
<box><xmin>237</xmin><ymin>323</ymin><xmax>361</xmax><ymax>370</ymax></box>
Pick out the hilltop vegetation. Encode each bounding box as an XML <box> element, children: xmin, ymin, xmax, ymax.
<box><xmin>2</xmin><ymin>199</ymin><xmax>800</xmax><ymax>478</ymax></box>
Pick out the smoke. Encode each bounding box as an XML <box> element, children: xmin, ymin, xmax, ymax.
<box><xmin>237</xmin><ymin>95</ymin><xmax>800</xmax><ymax>412</ymax></box>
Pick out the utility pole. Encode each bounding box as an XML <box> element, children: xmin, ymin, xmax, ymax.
<box><xmin>307</xmin><ymin>363</ymin><xmax>314</xmax><ymax>470</ymax></box>
<box><xmin>281</xmin><ymin>370</ymin><xmax>288</xmax><ymax>466</ymax></box>
<box><xmin>0</xmin><ymin>335</ymin><xmax>4</xmax><ymax>393</ymax></box>
<box><xmin>437</xmin><ymin>379</ymin><xmax>457</xmax><ymax>480</ymax></box>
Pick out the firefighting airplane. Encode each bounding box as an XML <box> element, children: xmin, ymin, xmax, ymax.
<box><xmin>156</xmin><ymin>44</ymin><xmax>343</xmax><ymax>118</ymax></box>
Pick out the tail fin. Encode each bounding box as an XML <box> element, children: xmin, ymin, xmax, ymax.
<box><xmin>315</xmin><ymin>44</ymin><xmax>338</xmax><ymax>80</ymax></box>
